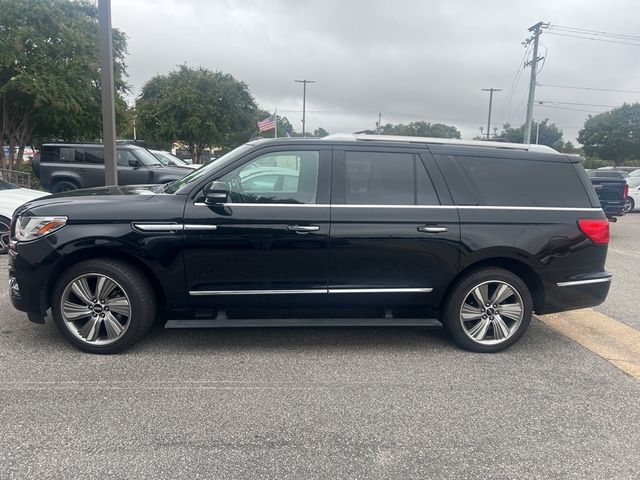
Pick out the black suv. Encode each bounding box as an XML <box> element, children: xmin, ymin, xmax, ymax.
<box><xmin>9</xmin><ymin>135</ymin><xmax>611</xmax><ymax>354</ymax></box>
<box><xmin>32</xmin><ymin>143</ymin><xmax>191</xmax><ymax>193</ymax></box>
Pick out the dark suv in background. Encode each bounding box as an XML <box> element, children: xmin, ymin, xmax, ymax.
<box><xmin>9</xmin><ymin>134</ymin><xmax>611</xmax><ymax>354</ymax></box>
<box><xmin>32</xmin><ymin>143</ymin><xmax>191</xmax><ymax>193</ymax></box>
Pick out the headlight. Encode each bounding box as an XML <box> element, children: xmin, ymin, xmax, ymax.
<box><xmin>15</xmin><ymin>216</ymin><xmax>68</xmax><ymax>242</ymax></box>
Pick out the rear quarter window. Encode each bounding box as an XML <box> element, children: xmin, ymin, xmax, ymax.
<box><xmin>443</xmin><ymin>155</ymin><xmax>591</xmax><ymax>208</ymax></box>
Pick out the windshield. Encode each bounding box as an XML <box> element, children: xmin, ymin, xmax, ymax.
<box><xmin>0</xmin><ymin>179</ymin><xmax>19</xmax><ymax>190</ymax></box>
<box><xmin>164</xmin><ymin>144</ymin><xmax>254</xmax><ymax>194</ymax></box>
<box><xmin>132</xmin><ymin>148</ymin><xmax>163</xmax><ymax>166</ymax></box>
<box><xmin>158</xmin><ymin>151</ymin><xmax>190</xmax><ymax>167</ymax></box>
<box><xmin>627</xmin><ymin>177</ymin><xmax>640</xmax><ymax>188</ymax></box>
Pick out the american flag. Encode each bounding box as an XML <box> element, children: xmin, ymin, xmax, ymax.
<box><xmin>257</xmin><ymin>114</ymin><xmax>277</xmax><ymax>132</ymax></box>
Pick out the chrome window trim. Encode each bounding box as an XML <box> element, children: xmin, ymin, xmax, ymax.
<box><xmin>193</xmin><ymin>203</ymin><xmax>601</xmax><ymax>212</ymax></box>
<box><xmin>556</xmin><ymin>277</ymin><xmax>612</xmax><ymax>287</ymax></box>
<box><xmin>189</xmin><ymin>287</ymin><xmax>434</xmax><ymax>296</ymax></box>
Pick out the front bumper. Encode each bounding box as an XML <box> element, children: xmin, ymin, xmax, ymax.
<box><xmin>540</xmin><ymin>272</ymin><xmax>612</xmax><ymax>314</ymax></box>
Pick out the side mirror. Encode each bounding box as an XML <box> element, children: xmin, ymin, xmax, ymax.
<box><xmin>203</xmin><ymin>181</ymin><xmax>228</xmax><ymax>204</ymax></box>
<box><xmin>129</xmin><ymin>159</ymin><xmax>142</xmax><ymax>168</ymax></box>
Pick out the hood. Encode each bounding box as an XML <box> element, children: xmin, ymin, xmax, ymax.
<box><xmin>15</xmin><ymin>183</ymin><xmax>185</xmax><ymax>222</ymax></box>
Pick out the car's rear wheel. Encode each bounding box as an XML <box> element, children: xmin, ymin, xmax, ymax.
<box><xmin>0</xmin><ymin>215</ymin><xmax>10</xmax><ymax>255</ymax></box>
<box><xmin>50</xmin><ymin>180</ymin><xmax>78</xmax><ymax>193</ymax></box>
<box><xmin>442</xmin><ymin>267</ymin><xmax>532</xmax><ymax>352</ymax></box>
<box><xmin>51</xmin><ymin>258</ymin><xmax>156</xmax><ymax>354</ymax></box>
<box><xmin>624</xmin><ymin>197</ymin><xmax>634</xmax><ymax>213</ymax></box>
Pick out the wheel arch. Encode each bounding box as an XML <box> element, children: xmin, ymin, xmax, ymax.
<box><xmin>444</xmin><ymin>256</ymin><xmax>545</xmax><ymax>313</ymax></box>
<box><xmin>43</xmin><ymin>247</ymin><xmax>168</xmax><ymax>313</ymax></box>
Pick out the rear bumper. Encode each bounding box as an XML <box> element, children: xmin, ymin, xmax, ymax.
<box><xmin>540</xmin><ymin>272</ymin><xmax>612</xmax><ymax>314</ymax></box>
<box><xmin>601</xmin><ymin>202</ymin><xmax>625</xmax><ymax>217</ymax></box>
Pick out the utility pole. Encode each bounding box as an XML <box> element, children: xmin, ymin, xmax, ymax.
<box><xmin>98</xmin><ymin>0</ymin><xmax>118</xmax><ymax>186</ymax></box>
<box><xmin>294</xmin><ymin>79</ymin><xmax>315</xmax><ymax>136</ymax></box>
<box><xmin>523</xmin><ymin>21</ymin><xmax>546</xmax><ymax>144</ymax></box>
<box><xmin>377</xmin><ymin>112</ymin><xmax>382</xmax><ymax>133</ymax></box>
<box><xmin>481</xmin><ymin>88</ymin><xmax>501</xmax><ymax>140</ymax></box>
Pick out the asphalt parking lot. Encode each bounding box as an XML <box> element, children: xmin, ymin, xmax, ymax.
<box><xmin>1</xmin><ymin>221</ymin><xmax>639</xmax><ymax>479</ymax></box>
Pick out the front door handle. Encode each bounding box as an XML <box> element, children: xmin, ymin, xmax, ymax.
<box><xmin>287</xmin><ymin>225</ymin><xmax>320</xmax><ymax>234</ymax></box>
<box><xmin>418</xmin><ymin>225</ymin><xmax>449</xmax><ymax>233</ymax></box>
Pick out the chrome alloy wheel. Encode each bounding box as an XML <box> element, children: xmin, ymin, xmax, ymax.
<box><xmin>0</xmin><ymin>220</ymin><xmax>9</xmax><ymax>253</ymax></box>
<box><xmin>60</xmin><ymin>273</ymin><xmax>132</xmax><ymax>345</ymax></box>
<box><xmin>459</xmin><ymin>280</ymin><xmax>524</xmax><ymax>345</ymax></box>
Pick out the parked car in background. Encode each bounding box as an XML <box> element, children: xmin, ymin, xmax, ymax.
<box><xmin>150</xmin><ymin>150</ymin><xmax>199</xmax><ymax>170</ymax></box>
<box><xmin>624</xmin><ymin>177</ymin><xmax>640</xmax><ymax>212</ymax></box>
<box><xmin>586</xmin><ymin>169</ymin><xmax>628</xmax><ymax>218</ymax></box>
<box><xmin>32</xmin><ymin>143</ymin><xmax>191</xmax><ymax>193</ymax></box>
<box><xmin>0</xmin><ymin>179</ymin><xmax>48</xmax><ymax>254</ymax></box>
<box><xmin>626</xmin><ymin>169</ymin><xmax>640</xmax><ymax>178</ymax></box>
<box><xmin>597</xmin><ymin>166</ymin><xmax>636</xmax><ymax>176</ymax></box>
<box><xmin>9</xmin><ymin>135</ymin><xmax>611</xmax><ymax>354</ymax></box>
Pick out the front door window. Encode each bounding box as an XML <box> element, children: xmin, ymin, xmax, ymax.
<box><xmin>220</xmin><ymin>150</ymin><xmax>320</xmax><ymax>204</ymax></box>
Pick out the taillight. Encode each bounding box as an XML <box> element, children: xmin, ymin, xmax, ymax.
<box><xmin>624</xmin><ymin>182</ymin><xmax>629</xmax><ymax>199</ymax></box>
<box><xmin>578</xmin><ymin>219</ymin><xmax>609</xmax><ymax>244</ymax></box>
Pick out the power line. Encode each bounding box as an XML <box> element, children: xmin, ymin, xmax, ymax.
<box><xmin>536</xmin><ymin>104</ymin><xmax>605</xmax><ymax>114</ymax></box>
<box><xmin>538</xmin><ymin>100</ymin><xmax>620</xmax><ymax>108</ymax></box>
<box><xmin>537</xmin><ymin>83</ymin><xmax>640</xmax><ymax>94</ymax></box>
<box><xmin>545</xmin><ymin>31</ymin><xmax>640</xmax><ymax>46</ymax></box>
<box><xmin>495</xmin><ymin>43</ymin><xmax>531</xmax><ymax>126</ymax></box>
<box><xmin>548</xmin><ymin>24</ymin><xmax>640</xmax><ymax>41</ymax></box>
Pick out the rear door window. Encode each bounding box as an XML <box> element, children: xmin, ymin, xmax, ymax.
<box><xmin>84</xmin><ymin>148</ymin><xmax>104</xmax><ymax>164</ymax></box>
<box><xmin>444</xmin><ymin>155</ymin><xmax>591</xmax><ymax>207</ymax></box>
<box><xmin>342</xmin><ymin>151</ymin><xmax>439</xmax><ymax>205</ymax></box>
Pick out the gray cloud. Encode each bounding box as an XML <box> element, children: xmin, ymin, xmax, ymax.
<box><xmin>112</xmin><ymin>0</ymin><xmax>640</xmax><ymax>142</ymax></box>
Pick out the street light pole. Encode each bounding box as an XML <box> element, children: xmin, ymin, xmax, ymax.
<box><xmin>98</xmin><ymin>0</ymin><xmax>118</xmax><ymax>186</ymax></box>
<box><xmin>294</xmin><ymin>79</ymin><xmax>315</xmax><ymax>136</ymax></box>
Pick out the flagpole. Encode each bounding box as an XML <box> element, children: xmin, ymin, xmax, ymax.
<box><xmin>274</xmin><ymin>108</ymin><xmax>278</xmax><ymax>138</ymax></box>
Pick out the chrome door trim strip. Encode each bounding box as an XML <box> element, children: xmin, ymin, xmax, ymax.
<box><xmin>556</xmin><ymin>277</ymin><xmax>612</xmax><ymax>287</ymax></box>
<box><xmin>183</xmin><ymin>224</ymin><xmax>218</xmax><ymax>231</ymax></box>
<box><xmin>189</xmin><ymin>289</ymin><xmax>327</xmax><ymax>296</ymax></box>
<box><xmin>328</xmin><ymin>287</ymin><xmax>433</xmax><ymax>293</ymax></box>
<box><xmin>331</xmin><ymin>204</ymin><xmax>456</xmax><ymax>209</ymax></box>
<box><xmin>189</xmin><ymin>287</ymin><xmax>434</xmax><ymax>296</ymax></box>
<box><xmin>132</xmin><ymin>223</ymin><xmax>183</xmax><ymax>232</ymax></box>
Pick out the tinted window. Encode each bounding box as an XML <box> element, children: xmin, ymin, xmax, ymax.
<box><xmin>343</xmin><ymin>151</ymin><xmax>438</xmax><ymax>205</ymax></box>
<box><xmin>117</xmin><ymin>149</ymin><xmax>137</xmax><ymax>167</ymax></box>
<box><xmin>41</xmin><ymin>146</ymin><xmax>59</xmax><ymax>163</ymax></box>
<box><xmin>84</xmin><ymin>148</ymin><xmax>104</xmax><ymax>164</ymax></box>
<box><xmin>221</xmin><ymin>150</ymin><xmax>319</xmax><ymax>204</ymax></box>
<box><xmin>58</xmin><ymin>148</ymin><xmax>83</xmax><ymax>163</ymax></box>
<box><xmin>452</xmin><ymin>155</ymin><xmax>591</xmax><ymax>207</ymax></box>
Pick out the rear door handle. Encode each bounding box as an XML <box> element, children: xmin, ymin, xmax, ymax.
<box><xmin>287</xmin><ymin>225</ymin><xmax>320</xmax><ymax>233</ymax></box>
<box><xmin>418</xmin><ymin>225</ymin><xmax>449</xmax><ymax>233</ymax></box>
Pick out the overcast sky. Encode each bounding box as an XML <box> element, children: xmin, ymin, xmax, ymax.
<box><xmin>111</xmin><ymin>0</ymin><xmax>640</xmax><ymax>143</ymax></box>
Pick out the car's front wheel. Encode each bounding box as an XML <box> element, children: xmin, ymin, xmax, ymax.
<box><xmin>51</xmin><ymin>258</ymin><xmax>156</xmax><ymax>354</ymax></box>
<box><xmin>50</xmin><ymin>180</ymin><xmax>78</xmax><ymax>193</ymax></box>
<box><xmin>442</xmin><ymin>267</ymin><xmax>532</xmax><ymax>352</ymax></box>
<box><xmin>0</xmin><ymin>215</ymin><xmax>10</xmax><ymax>255</ymax></box>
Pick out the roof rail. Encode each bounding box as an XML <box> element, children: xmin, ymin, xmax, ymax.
<box><xmin>322</xmin><ymin>133</ymin><xmax>559</xmax><ymax>154</ymax></box>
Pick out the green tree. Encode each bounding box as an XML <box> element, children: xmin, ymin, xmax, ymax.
<box><xmin>495</xmin><ymin>119</ymin><xmax>564</xmax><ymax>149</ymax></box>
<box><xmin>313</xmin><ymin>127</ymin><xmax>330</xmax><ymax>137</ymax></box>
<box><xmin>137</xmin><ymin>65</ymin><xmax>258</xmax><ymax>162</ymax></box>
<box><xmin>379</xmin><ymin>121</ymin><xmax>461</xmax><ymax>138</ymax></box>
<box><xmin>0</xmin><ymin>0</ymin><xmax>129</xmax><ymax>169</ymax></box>
<box><xmin>578</xmin><ymin>103</ymin><xmax>640</xmax><ymax>164</ymax></box>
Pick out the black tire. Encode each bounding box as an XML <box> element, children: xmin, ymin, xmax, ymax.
<box><xmin>50</xmin><ymin>180</ymin><xmax>78</xmax><ymax>193</ymax></box>
<box><xmin>51</xmin><ymin>258</ymin><xmax>156</xmax><ymax>354</ymax></box>
<box><xmin>623</xmin><ymin>197</ymin><xmax>634</xmax><ymax>214</ymax></box>
<box><xmin>0</xmin><ymin>215</ymin><xmax>10</xmax><ymax>255</ymax></box>
<box><xmin>442</xmin><ymin>267</ymin><xmax>533</xmax><ymax>353</ymax></box>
